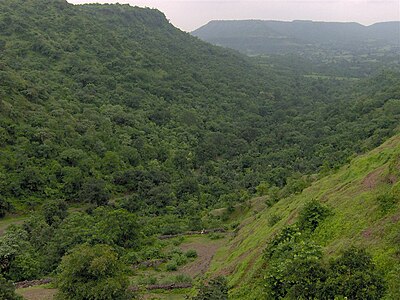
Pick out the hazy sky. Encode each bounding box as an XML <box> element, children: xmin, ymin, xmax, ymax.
<box><xmin>67</xmin><ymin>0</ymin><xmax>400</xmax><ymax>32</ymax></box>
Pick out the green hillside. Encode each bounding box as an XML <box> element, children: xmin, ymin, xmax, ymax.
<box><xmin>208</xmin><ymin>134</ymin><xmax>400</xmax><ymax>299</ymax></box>
<box><xmin>1</xmin><ymin>0</ymin><xmax>399</xmax><ymax>216</ymax></box>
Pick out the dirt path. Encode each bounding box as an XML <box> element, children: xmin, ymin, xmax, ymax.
<box><xmin>178</xmin><ymin>237</ymin><xmax>225</xmax><ymax>278</ymax></box>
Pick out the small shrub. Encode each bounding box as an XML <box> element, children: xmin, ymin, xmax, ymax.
<box><xmin>172</xmin><ymin>236</ymin><xmax>185</xmax><ymax>246</ymax></box>
<box><xmin>0</xmin><ymin>275</ymin><xmax>23</xmax><ymax>300</ymax></box>
<box><xmin>168</xmin><ymin>247</ymin><xmax>183</xmax><ymax>257</ymax></box>
<box><xmin>138</xmin><ymin>275</ymin><xmax>157</xmax><ymax>285</ymax></box>
<box><xmin>166</xmin><ymin>260</ymin><xmax>178</xmax><ymax>271</ymax></box>
<box><xmin>193</xmin><ymin>276</ymin><xmax>228</xmax><ymax>300</ymax></box>
<box><xmin>268</xmin><ymin>214</ymin><xmax>281</xmax><ymax>227</ymax></box>
<box><xmin>0</xmin><ymin>198</ymin><xmax>13</xmax><ymax>218</ymax></box>
<box><xmin>230</xmin><ymin>221</ymin><xmax>240</xmax><ymax>230</ymax></box>
<box><xmin>175</xmin><ymin>274</ymin><xmax>192</xmax><ymax>284</ymax></box>
<box><xmin>173</xmin><ymin>253</ymin><xmax>188</xmax><ymax>266</ymax></box>
<box><xmin>297</xmin><ymin>200</ymin><xmax>331</xmax><ymax>232</ymax></box>
<box><xmin>208</xmin><ymin>232</ymin><xmax>223</xmax><ymax>240</ymax></box>
<box><xmin>185</xmin><ymin>249</ymin><xmax>198</xmax><ymax>259</ymax></box>
<box><xmin>377</xmin><ymin>192</ymin><xmax>397</xmax><ymax>213</ymax></box>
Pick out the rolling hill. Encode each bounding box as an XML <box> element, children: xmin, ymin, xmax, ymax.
<box><xmin>192</xmin><ymin>20</ymin><xmax>400</xmax><ymax>55</ymax></box>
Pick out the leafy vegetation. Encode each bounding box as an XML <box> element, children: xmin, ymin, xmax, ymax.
<box><xmin>56</xmin><ymin>244</ymin><xmax>131</xmax><ymax>300</ymax></box>
<box><xmin>0</xmin><ymin>275</ymin><xmax>23</xmax><ymax>300</ymax></box>
<box><xmin>193</xmin><ymin>276</ymin><xmax>228</xmax><ymax>300</ymax></box>
<box><xmin>1</xmin><ymin>0</ymin><xmax>399</xmax><ymax>221</ymax></box>
<box><xmin>0</xmin><ymin>0</ymin><xmax>398</xmax><ymax>299</ymax></box>
<box><xmin>264</xmin><ymin>204</ymin><xmax>384</xmax><ymax>299</ymax></box>
<box><xmin>208</xmin><ymin>135</ymin><xmax>400</xmax><ymax>299</ymax></box>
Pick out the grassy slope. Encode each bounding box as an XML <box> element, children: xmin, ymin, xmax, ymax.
<box><xmin>208</xmin><ymin>134</ymin><xmax>400</xmax><ymax>299</ymax></box>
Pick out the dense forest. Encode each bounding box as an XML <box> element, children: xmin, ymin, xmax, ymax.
<box><xmin>0</xmin><ymin>0</ymin><xmax>399</xmax><ymax>299</ymax></box>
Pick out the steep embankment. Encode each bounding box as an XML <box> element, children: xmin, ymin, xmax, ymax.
<box><xmin>209</xmin><ymin>134</ymin><xmax>400</xmax><ymax>299</ymax></box>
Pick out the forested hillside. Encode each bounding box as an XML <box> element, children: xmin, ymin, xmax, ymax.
<box><xmin>1</xmin><ymin>0</ymin><xmax>399</xmax><ymax>216</ymax></box>
<box><xmin>0</xmin><ymin>0</ymin><xmax>399</xmax><ymax>299</ymax></box>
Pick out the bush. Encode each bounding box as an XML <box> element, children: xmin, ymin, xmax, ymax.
<box><xmin>268</xmin><ymin>214</ymin><xmax>281</xmax><ymax>227</ymax></box>
<box><xmin>377</xmin><ymin>192</ymin><xmax>397</xmax><ymax>213</ymax></box>
<box><xmin>0</xmin><ymin>275</ymin><xmax>23</xmax><ymax>300</ymax></box>
<box><xmin>166</xmin><ymin>260</ymin><xmax>178</xmax><ymax>271</ymax></box>
<box><xmin>193</xmin><ymin>276</ymin><xmax>228</xmax><ymax>300</ymax></box>
<box><xmin>0</xmin><ymin>197</ymin><xmax>13</xmax><ymax>218</ymax></box>
<box><xmin>265</xmin><ymin>238</ymin><xmax>325</xmax><ymax>299</ymax></box>
<box><xmin>185</xmin><ymin>249</ymin><xmax>198</xmax><ymax>259</ymax></box>
<box><xmin>208</xmin><ymin>233</ymin><xmax>223</xmax><ymax>240</ymax></box>
<box><xmin>172</xmin><ymin>253</ymin><xmax>188</xmax><ymax>266</ymax></box>
<box><xmin>297</xmin><ymin>200</ymin><xmax>331</xmax><ymax>232</ymax></box>
<box><xmin>56</xmin><ymin>244</ymin><xmax>131</xmax><ymax>300</ymax></box>
<box><xmin>325</xmin><ymin>247</ymin><xmax>386</xmax><ymax>300</ymax></box>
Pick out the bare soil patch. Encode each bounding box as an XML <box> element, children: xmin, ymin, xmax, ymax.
<box><xmin>362</xmin><ymin>167</ymin><xmax>384</xmax><ymax>190</ymax></box>
<box><xmin>178</xmin><ymin>237</ymin><xmax>225</xmax><ymax>278</ymax></box>
<box><xmin>16</xmin><ymin>287</ymin><xmax>57</xmax><ymax>300</ymax></box>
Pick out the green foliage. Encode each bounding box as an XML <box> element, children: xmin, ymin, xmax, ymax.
<box><xmin>0</xmin><ymin>198</ymin><xmax>13</xmax><ymax>218</ymax></box>
<box><xmin>0</xmin><ymin>0</ymin><xmax>398</xmax><ymax>220</ymax></box>
<box><xmin>325</xmin><ymin>247</ymin><xmax>386</xmax><ymax>300</ymax></box>
<box><xmin>0</xmin><ymin>275</ymin><xmax>23</xmax><ymax>300</ymax></box>
<box><xmin>193</xmin><ymin>276</ymin><xmax>228</xmax><ymax>300</ymax></box>
<box><xmin>264</xmin><ymin>203</ymin><xmax>385</xmax><ymax>299</ymax></box>
<box><xmin>256</xmin><ymin>181</ymin><xmax>269</xmax><ymax>196</ymax></box>
<box><xmin>0</xmin><ymin>225</ymin><xmax>41</xmax><ymax>281</ymax></box>
<box><xmin>56</xmin><ymin>244</ymin><xmax>131</xmax><ymax>300</ymax></box>
<box><xmin>297</xmin><ymin>200</ymin><xmax>331</xmax><ymax>232</ymax></box>
<box><xmin>267</xmin><ymin>214</ymin><xmax>281</xmax><ymax>227</ymax></box>
<box><xmin>265</xmin><ymin>239</ymin><xmax>325</xmax><ymax>299</ymax></box>
<box><xmin>185</xmin><ymin>249</ymin><xmax>198</xmax><ymax>259</ymax></box>
<box><xmin>42</xmin><ymin>199</ymin><xmax>68</xmax><ymax>226</ymax></box>
<box><xmin>376</xmin><ymin>192</ymin><xmax>397</xmax><ymax>213</ymax></box>
<box><xmin>165</xmin><ymin>261</ymin><xmax>178</xmax><ymax>271</ymax></box>
<box><xmin>80</xmin><ymin>178</ymin><xmax>110</xmax><ymax>206</ymax></box>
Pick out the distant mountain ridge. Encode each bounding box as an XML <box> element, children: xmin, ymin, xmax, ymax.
<box><xmin>192</xmin><ymin>20</ymin><xmax>400</xmax><ymax>55</ymax></box>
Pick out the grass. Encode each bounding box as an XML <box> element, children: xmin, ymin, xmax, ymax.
<box><xmin>0</xmin><ymin>215</ymin><xmax>27</xmax><ymax>235</ymax></box>
<box><xmin>131</xmin><ymin>234</ymin><xmax>226</xmax><ymax>298</ymax></box>
<box><xmin>208</xmin><ymin>134</ymin><xmax>400</xmax><ymax>299</ymax></box>
<box><xmin>16</xmin><ymin>285</ymin><xmax>57</xmax><ymax>300</ymax></box>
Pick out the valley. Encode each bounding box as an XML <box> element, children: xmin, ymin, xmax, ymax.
<box><xmin>0</xmin><ymin>0</ymin><xmax>399</xmax><ymax>299</ymax></box>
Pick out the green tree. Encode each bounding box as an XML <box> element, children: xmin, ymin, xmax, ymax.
<box><xmin>325</xmin><ymin>247</ymin><xmax>386</xmax><ymax>300</ymax></box>
<box><xmin>193</xmin><ymin>276</ymin><xmax>228</xmax><ymax>300</ymax></box>
<box><xmin>0</xmin><ymin>275</ymin><xmax>23</xmax><ymax>300</ymax></box>
<box><xmin>80</xmin><ymin>178</ymin><xmax>110</xmax><ymax>206</ymax></box>
<box><xmin>56</xmin><ymin>244</ymin><xmax>131</xmax><ymax>300</ymax></box>
<box><xmin>42</xmin><ymin>199</ymin><xmax>68</xmax><ymax>226</ymax></box>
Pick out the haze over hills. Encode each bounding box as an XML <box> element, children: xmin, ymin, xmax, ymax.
<box><xmin>192</xmin><ymin>20</ymin><xmax>400</xmax><ymax>55</ymax></box>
